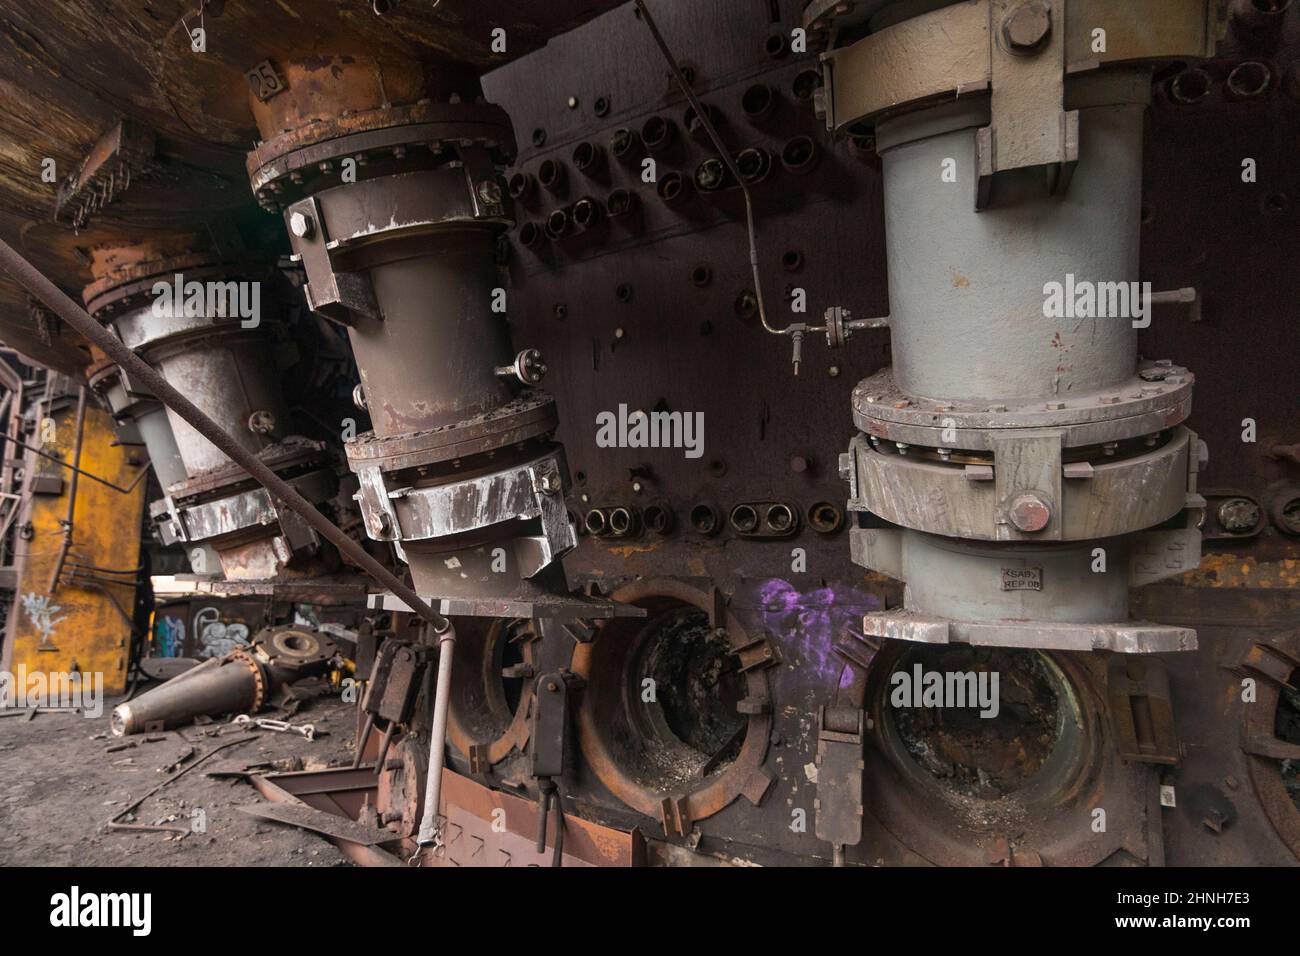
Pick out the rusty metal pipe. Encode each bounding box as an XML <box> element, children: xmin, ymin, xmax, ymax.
<box><xmin>416</xmin><ymin>628</ymin><xmax>456</xmax><ymax>848</ymax></box>
<box><xmin>0</xmin><ymin>236</ymin><xmax>448</xmax><ymax>632</ymax></box>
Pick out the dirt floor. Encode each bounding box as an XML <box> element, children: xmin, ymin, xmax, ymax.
<box><xmin>0</xmin><ymin>694</ymin><xmax>358</xmax><ymax>866</ymax></box>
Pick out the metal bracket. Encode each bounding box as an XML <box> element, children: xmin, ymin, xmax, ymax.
<box><xmin>286</xmin><ymin>195</ymin><xmax>381</xmax><ymax>325</ymax></box>
<box><xmin>528</xmin><ymin>670</ymin><xmax>574</xmax><ymax>780</ymax></box>
<box><xmin>1106</xmin><ymin>655</ymin><xmax>1179</xmax><ymax>765</ymax></box>
<box><xmin>813</xmin><ymin>705</ymin><xmax>865</xmax><ymax>850</ymax></box>
<box><xmin>977</xmin><ymin>0</ymin><xmax>1077</xmax><ymax>209</ymax></box>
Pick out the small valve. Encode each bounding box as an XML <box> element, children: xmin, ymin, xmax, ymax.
<box><xmin>495</xmin><ymin>348</ymin><xmax>547</xmax><ymax>385</ymax></box>
<box><xmin>789</xmin><ymin>326</ymin><xmax>805</xmax><ymax>376</ymax></box>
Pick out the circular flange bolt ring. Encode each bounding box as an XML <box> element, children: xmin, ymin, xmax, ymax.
<box><xmin>851</xmin><ymin>361</ymin><xmax>1194</xmax><ymax>450</ymax></box>
<box><xmin>344</xmin><ymin>391</ymin><xmax>559</xmax><ymax>473</ymax></box>
<box><xmin>571</xmin><ymin>579</ymin><xmax>776</xmax><ymax>835</ymax></box>
<box><xmin>247</xmin><ymin>100</ymin><xmax>517</xmax><ymax>197</ymax></box>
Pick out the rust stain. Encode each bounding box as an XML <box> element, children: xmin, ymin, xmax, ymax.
<box><xmin>1183</xmin><ymin>553</ymin><xmax>1300</xmax><ymax>589</ymax></box>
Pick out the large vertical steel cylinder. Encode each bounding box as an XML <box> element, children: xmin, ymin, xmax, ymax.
<box><xmin>246</xmin><ymin>65</ymin><xmax>577</xmax><ymax>611</ymax></box>
<box><xmin>877</xmin><ymin>77</ymin><xmax>1147</xmax><ymax>402</ymax></box>
<box><xmin>821</xmin><ymin>0</ymin><xmax>1214</xmax><ymax>651</ymax></box>
<box><xmin>84</xmin><ymin>251</ymin><xmax>339</xmax><ymax>581</ymax></box>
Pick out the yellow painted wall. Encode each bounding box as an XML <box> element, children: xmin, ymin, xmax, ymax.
<box><xmin>4</xmin><ymin>402</ymin><xmax>147</xmax><ymax>695</ymax></box>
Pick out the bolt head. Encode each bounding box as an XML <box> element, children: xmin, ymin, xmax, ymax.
<box><xmin>1003</xmin><ymin>1</ymin><xmax>1052</xmax><ymax>52</ymax></box>
<box><xmin>289</xmin><ymin>210</ymin><xmax>314</xmax><ymax>238</ymax></box>
<box><xmin>477</xmin><ymin>180</ymin><xmax>503</xmax><ymax>205</ymax></box>
<box><xmin>1008</xmin><ymin>493</ymin><xmax>1051</xmax><ymax>532</ymax></box>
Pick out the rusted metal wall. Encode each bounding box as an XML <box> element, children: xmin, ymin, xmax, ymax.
<box><xmin>1</xmin><ymin>400</ymin><xmax>146</xmax><ymax>694</ymax></box>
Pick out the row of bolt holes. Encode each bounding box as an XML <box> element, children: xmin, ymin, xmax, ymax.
<box><xmin>515</xmin><ymin>70</ymin><xmax>823</xmax><ymax>239</ymax></box>
<box><xmin>526</xmin><ymin>41</ymin><xmax>819</xmax><ymax>148</ymax></box>
<box><xmin>514</xmin><ymin>133</ymin><xmax>820</xmax><ymax>247</ymax></box>
<box><xmin>1165</xmin><ymin>61</ymin><xmax>1289</xmax><ymax>104</ymax></box>
<box><xmin>574</xmin><ymin>501</ymin><xmax>843</xmax><ymax>539</ymax></box>
<box><xmin>550</xmin><ymin>251</ymin><xmax>804</xmax><ymax>324</ymax></box>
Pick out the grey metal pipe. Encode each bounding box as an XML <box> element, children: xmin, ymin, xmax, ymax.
<box><xmin>0</xmin><ymin>236</ymin><xmax>449</xmax><ymax>633</ymax></box>
<box><xmin>416</xmin><ymin>627</ymin><xmax>456</xmax><ymax>848</ymax></box>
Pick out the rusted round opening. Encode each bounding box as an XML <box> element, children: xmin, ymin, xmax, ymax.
<box><xmin>573</xmin><ymin>197</ymin><xmax>603</xmax><ymax>228</ymax></box>
<box><xmin>573</xmin><ymin>141</ymin><xmax>601</xmax><ymax>171</ymax></box>
<box><xmin>507</xmin><ymin>172</ymin><xmax>534</xmax><ymax>200</ymax></box>
<box><xmin>1279</xmin><ymin>496</ymin><xmax>1300</xmax><ymax>534</ymax></box>
<box><xmin>691</xmin><ymin>264</ymin><xmax>713</xmax><ymax>287</ymax></box>
<box><xmin>880</xmin><ymin>645</ymin><xmax>1087</xmax><ymax>804</ymax></box>
<box><xmin>690</xmin><ymin>502</ymin><xmax>720</xmax><ymax>535</ymax></box>
<box><xmin>609</xmin><ymin>506</ymin><xmax>637</xmax><ymax>536</ymax></box>
<box><xmin>729</xmin><ymin>504</ymin><xmax>759</xmax><ymax>533</ymax></box>
<box><xmin>792</xmin><ymin>69</ymin><xmax>823</xmax><ymax>102</ymax></box>
<box><xmin>683</xmin><ymin>103</ymin><xmax>717</xmax><ymax>138</ymax></box>
<box><xmin>735</xmin><ymin>147</ymin><xmax>771</xmax><ymax>183</ymax></box>
<box><xmin>1228</xmin><ymin>60</ymin><xmax>1272</xmax><ymax>98</ymax></box>
<box><xmin>781</xmin><ymin>136</ymin><xmax>819</xmax><ymax>175</ymax></box>
<box><xmin>610</xmin><ymin>128</ymin><xmax>637</xmax><ymax>157</ymax></box>
<box><xmin>607</xmin><ymin>188</ymin><xmax>638</xmax><ymax>218</ymax></box>
<box><xmin>765</xmin><ymin>33</ymin><xmax>788</xmax><ymax>58</ymax></box>
<box><xmin>1168</xmin><ymin>68</ymin><xmax>1212</xmax><ymax>104</ymax></box>
<box><xmin>642</xmin><ymin>115</ymin><xmax>675</xmax><ymax>151</ymax></box>
<box><xmin>447</xmin><ymin>619</ymin><xmax>536</xmax><ymax>764</ymax></box>
<box><xmin>538</xmin><ymin>159</ymin><xmax>565</xmax><ymax>190</ymax></box>
<box><xmin>694</xmin><ymin>157</ymin><xmax>726</xmax><ymax>192</ymax></box>
<box><xmin>584</xmin><ymin>508</ymin><xmax>608</xmax><ymax>536</ymax></box>
<box><xmin>615</xmin><ymin>282</ymin><xmax>634</xmax><ymax>303</ymax></box>
<box><xmin>657</xmin><ymin>171</ymin><xmax>688</xmax><ymax>203</ymax></box>
<box><xmin>644</xmin><ymin>503</ymin><xmax>674</xmax><ymax>535</ymax></box>
<box><xmin>765</xmin><ymin>503</ymin><xmax>794</xmax><ymax>533</ymax></box>
<box><xmin>518</xmin><ymin>221</ymin><xmax>543</xmax><ymax>248</ymax></box>
<box><xmin>808</xmin><ymin>501</ymin><xmax>843</xmax><ymax>534</ymax></box>
<box><xmin>545</xmin><ymin>208</ymin><xmax>570</xmax><ymax>239</ymax></box>
<box><xmin>742</xmin><ymin>83</ymin><xmax>775</xmax><ymax>119</ymax></box>
<box><xmin>590</xmin><ymin>598</ymin><xmax>746</xmax><ymax>792</ymax></box>
<box><xmin>782</xmin><ymin>249</ymin><xmax>804</xmax><ymax>272</ymax></box>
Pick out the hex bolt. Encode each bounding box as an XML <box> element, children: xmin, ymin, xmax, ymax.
<box><xmin>289</xmin><ymin>210</ymin><xmax>314</xmax><ymax>239</ymax></box>
<box><xmin>1002</xmin><ymin>1</ymin><xmax>1052</xmax><ymax>52</ymax></box>
<box><xmin>1217</xmin><ymin>497</ymin><xmax>1261</xmax><ymax>533</ymax></box>
<box><xmin>1008</xmin><ymin>493</ymin><xmax>1051</xmax><ymax>532</ymax></box>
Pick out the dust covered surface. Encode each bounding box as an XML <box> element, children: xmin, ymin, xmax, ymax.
<box><xmin>891</xmin><ymin>647</ymin><xmax>1060</xmax><ymax>800</ymax></box>
<box><xmin>0</xmin><ymin>695</ymin><xmax>359</xmax><ymax>866</ymax></box>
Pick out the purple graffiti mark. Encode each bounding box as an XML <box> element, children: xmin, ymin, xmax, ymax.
<box><xmin>749</xmin><ymin>579</ymin><xmax>882</xmax><ymax>685</ymax></box>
